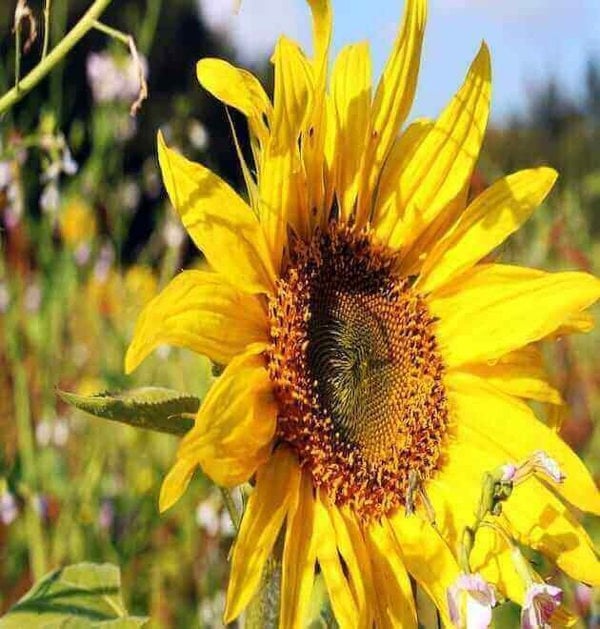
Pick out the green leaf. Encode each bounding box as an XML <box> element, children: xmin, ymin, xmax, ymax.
<box><xmin>56</xmin><ymin>387</ymin><xmax>198</xmax><ymax>436</ymax></box>
<box><xmin>0</xmin><ymin>562</ymin><xmax>148</xmax><ymax>628</ymax></box>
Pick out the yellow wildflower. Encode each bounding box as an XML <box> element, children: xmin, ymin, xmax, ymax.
<box><xmin>126</xmin><ymin>0</ymin><xmax>600</xmax><ymax>625</ymax></box>
<box><xmin>58</xmin><ymin>197</ymin><xmax>97</xmax><ymax>248</ymax></box>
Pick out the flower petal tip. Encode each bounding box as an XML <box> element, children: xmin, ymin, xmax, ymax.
<box><xmin>123</xmin><ymin>345</ymin><xmax>140</xmax><ymax>375</ymax></box>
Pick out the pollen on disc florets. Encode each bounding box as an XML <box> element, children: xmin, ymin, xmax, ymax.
<box><xmin>266</xmin><ymin>222</ymin><xmax>449</xmax><ymax>521</ymax></box>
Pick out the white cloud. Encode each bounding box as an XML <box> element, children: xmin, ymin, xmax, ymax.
<box><xmin>197</xmin><ymin>0</ymin><xmax>310</xmax><ymax>63</ymax></box>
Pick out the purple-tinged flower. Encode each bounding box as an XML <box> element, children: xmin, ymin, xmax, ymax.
<box><xmin>447</xmin><ymin>573</ymin><xmax>496</xmax><ymax>629</ymax></box>
<box><xmin>86</xmin><ymin>51</ymin><xmax>148</xmax><ymax>107</ymax></box>
<box><xmin>99</xmin><ymin>498</ymin><xmax>115</xmax><ymax>531</ymax></box>
<box><xmin>501</xmin><ymin>463</ymin><xmax>517</xmax><ymax>482</ymax></box>
<box><xmin>521</xmin><ymin>583</ymin><xmax>562</xmax><ymax>629</ymax></box>
<box><xmin>74</xmin><ymin>243</ymin><xmax>92</xmax><ymax>266</ymax></box>
<box><xmin>0</xmin><ymin>490</ymin><xmax>18</xmax><ymax>525</ymax></box>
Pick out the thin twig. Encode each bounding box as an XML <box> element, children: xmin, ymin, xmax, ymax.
<box><xmin>0</xmin><ymin>0</ymin><xmax>113</xmax><ymax>116</ymax></box>
<box><xmin>42</xmin><ymin>0</ymin><xmax>52</xmax><ymax>59</ymax></box>
<box><xmin>91</xmin><ymin>20</ymin><xmax>148</xmax><ymax>116</ymax></box>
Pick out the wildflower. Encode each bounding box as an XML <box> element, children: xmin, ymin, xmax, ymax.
<box><xmin>35</xmin><ymin>419</ymin><xmax>53</xmax><ymax>447</ymax></box>
<box><xmin>39</xmin><ymin>181</ymin><xmax>59</xmax><ymax>215</ymax></box>
<box><xmin>163</xmin><ymin>217</ymin><xmax>185</xmax><ymax>249</ymax></box>
<box><xmin>86</xmin><ymin>50</ymin><xmax>148</xmax><ymax>107</ymax></box>
<box><xmin>521</xmin><ymin>583</ymin><xmax>562</xmax><ymax>629</ymax></box>
<box><xmin>98</xmin><ymin>498</ymin><xmax>115</xmax><ymax>531</ymax></box>
<box><xmin>447</xmin><ymin>573</ymin><xmax>496</xmax><ymax>629</ymax></box>
<box><xmin>58</xmin><ymin>197</ymin><xmax>97</xmax><ymax>250</ymax></box>
<box><xmin>196</xmin><ymin>499</ymin><xmax>221</xmax><ymax>536</ymax></box>
<box><xmin>0</xmin><ymin>489</ymin><xmax>18</xmax><ymax>525</ymax></box>
<box><xmin>189</xmin><ymin>120</ymin><xmax>209</xmax><ymax>151</ymax></box>
<box><xmin>127</xmin><ymin>0</ymin><xmax>600</xmax><ymax>624</ymax></box>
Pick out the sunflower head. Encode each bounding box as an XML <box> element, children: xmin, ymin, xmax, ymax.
<box><xmin>125</xmin><ymin>0</ymin><xmax>600</xmax><ymax>626</ymax></box>
<box><xmin>268</xmin><ymin>222</ymin><xmax>449</xmax><ymax>520</ymax></box>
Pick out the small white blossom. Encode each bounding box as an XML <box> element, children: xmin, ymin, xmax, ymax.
<box><xmin>447</xmin><ymin>573</ymin><xmax>496</xmax><ymax>629</ymax></box>
<box><xmin>196</xmin><ymin>500</ymin><xmax>220</xmax><ymax>536</ymax></box>
<box><xmin>163</xmin><ymin>218</ymin><xmax>185</xmax><ymax>249</ymax></box>
<box><xmin>189</xmin><ymin>120</ymin><xmax>209</xmax><ymax>151</ymax></box>
<box><xmin>531</xmin><ymin>451</ymin><xmax>565</xmax><ymax>483</ymax></box>
<box><xmin>0</xmin><ymin>490</ymin><xmax>18</xmax><ymax>525</ymax></box>
<box><xmin>40</xmin><ymin>182</ymin><xmax>60</xmax><ymax>215</ymax></box>
<box><xmin>36</xmin><ymin>419</ymin><xmax>53</xmax><ymax>447</ymax></box>
<box><xmin>86</xmin><ymin>51</ymin><xmax>148</xmax><ymax>106</ymax></box>
<box><xmin>53</xmin><ymin>419</ymin><xmax>70</xmax><ymax>447</ymax></box>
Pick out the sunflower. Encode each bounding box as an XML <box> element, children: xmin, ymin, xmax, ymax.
<box><xmin>125</xmin><ymin>0</ymin><xmax>600</xmax><ymax>625</ymax></box>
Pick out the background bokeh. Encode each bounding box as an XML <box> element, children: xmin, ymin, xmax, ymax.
<box><xmin>1</xmin><ymin>0</ymin><xmax>600</xmax><ymax>626</ymax></box>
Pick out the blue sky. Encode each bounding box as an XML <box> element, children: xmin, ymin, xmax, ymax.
<box><xmin>199</xmin><ymin>0</ymin><xmax>600</xmax><ymax>123</ymax></box>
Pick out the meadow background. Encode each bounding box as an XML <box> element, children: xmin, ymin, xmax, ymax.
<box><xmin>1</xmin><ymin>0</ymin><xmax>600</xmax><ymax>626</ymax></box>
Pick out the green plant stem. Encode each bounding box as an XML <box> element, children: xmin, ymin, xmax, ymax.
<box><xmin>91</xmin><ymin>20</ymin><xmax>129</xmax><ymax>45</ymax></box>
<box><xmin>0</xmin><ymin>0</ymin><xmax>113</xmax><ymax>116</ymax></box>
<box><xmin>14</xmin><ymin>6</ymin><xmax>22</xmax><ymax>90</ymax></box>
<box><xmin>42</xmin><ymin>0</ymin><xmax>52</xmax><ymax>59</ymax></box>
<box><xmin>12</xmin><ymin>361</ymin><xmax>48</xmax><ymax>581</ymax></box>
<box><xmin>219</xmin><ymin>488</ymin><xmax>241</xmax><ymax>533</ymax></box>
<box><xmin>138</xmin><ymin>0</ymin><xmax>162</xmax><ymax>55</ymax></box>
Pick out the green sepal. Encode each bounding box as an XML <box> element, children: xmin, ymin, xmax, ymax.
<box><xmin>57</xmin><ymin>387</ymin><xmax>199</xmax><ymax>436</ymax></box>
<box><xmin>0</xmin><ymin>562</ymin><xmax>148</xmax><ymax>628</ymax></box>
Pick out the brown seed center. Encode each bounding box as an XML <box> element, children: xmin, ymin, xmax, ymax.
<box><xmin>267</xmin><ymin>222</ymin><xmax>449</xmax><ymax>520</ymax></box>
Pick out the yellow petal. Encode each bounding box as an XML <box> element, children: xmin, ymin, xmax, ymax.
<box><xmin>225</xmin><ymin>448</ymin><xmax>301</xmax><ymax>623</ymax></box>
<box><xmin>157</xmin><ymin>132</ymin><xmax>276</xmax><ymax>294</ymax></box>
<box><xmin>125</xmin><ymin>270</ymin><xmax>268</xmax><ymax>373</ymax></box>
<box><xmin>356</xmin><ymin>0</ymin><xmax>427</xmax><ymax>224</ymax></box>
<box><xmin>314</xmin><ymin>493</ymin><xmax>359</xmax><ymax>629</ymax></box>
<box><xmin>372</xmin><ymin>117</ymin><xmax>432</xmax><ymax>232</ymax></box>
<box><xmin>280</xmin><ymin>470</ymin><xmax>317</xmax><ymax>629</ymax></box>
<box><xmin>418</xmin><ymin>167</ymin><xmax>558</xmax><ymax>293</ymax></box>
<box><xmin>196</xmin><ymin>58</ymin><xmax>272</xmax><ymax>145</ymax></box>
<box><xmin>377</xmin><ymin>43</ymin><xmax>491</xmax><ymax>252</ymax></box>
<box><xmin>460</xmin><ymin>344</ymin><xmax>562</xmax><ymax>405</ymax></box>
<box><xmin>328</xmin><ymin>506</ymin><xmax>375</xmax><ymax>628</ymax></box>
<box><xmin>365</xmin><ymin>521</ymin><xmax>417</xmax><ymax>629</ymax></box>
<box><xmin>158</xmin><ymin>456</ymin><xmax>197</xmax><ymax>513</ymax></box>
<box><xmin>445</xmin><ymin>371</ymin><xmax>600</xmax><ymax>515</ymax></box>
<box><xmin>260</xmin><ymin>37</ymin><xmax>313</xmax><ymax>262</ymax></box>
<box><xmin>178</xmin><ymin>351</ymin><xmax>277</xmax><ymax>488</ymax></box>
<box><xmin>306</xmin><ymin>0</ymin><xmax>332</xmax><ymax>75</ymax></box>
<box><xmin>470</xmin><ymin>524</ymin><xmax>526</xmax><ymax>604</ymax></box>
<box><xmin>390</xmin><ymin>514</ymin><xmax>460</xmax><ymax>626</ymax></box>
<box><xmin>331</xmin><ymin>42</ymin><xmax>372</xmax><ymax>221</ymax></box>
<box><xmin>555</xmin><ymin>310</ymin><xmax>595</xmax><ymax>336</ymax></box>
<box><xmin>323</xmin><ymin>94</ymin><xmax>338</xmax><ymax>217</ymax></box>
<box><xmin>301</xmin><ymin>0</ymin><xmax>332</xmax><ymax>228</ymax></box>
<box><xmin>432</xmin><ymin>263</ymin><xmax>600</xmax><ymax>367</ymax></box>
<box><xmin>503</xmin><ymin>478</ymin><xmax>600</xmax><ymax>586</ymax></box>
<box><xmin>270</xmin><ymin>37</ymin><xmax>314</xmax><ymax>153</ymax></box>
